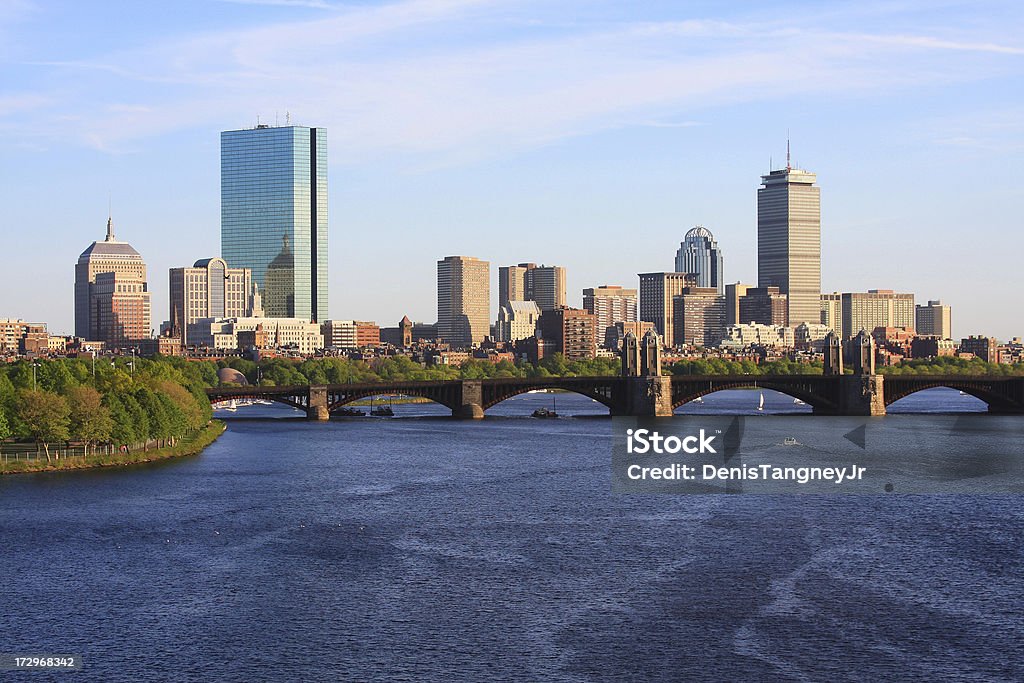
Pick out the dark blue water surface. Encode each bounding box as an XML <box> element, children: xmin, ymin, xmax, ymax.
<box><xmin>1</xmin><ymin>389</ymin><xmax>1022</xmax><ymax>682</ymax></box>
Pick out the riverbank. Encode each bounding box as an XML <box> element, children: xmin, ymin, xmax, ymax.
<box><xmin>0</xmin><ymin>421</ymin><xmax>226</xmax><ymax>475</ymax></box>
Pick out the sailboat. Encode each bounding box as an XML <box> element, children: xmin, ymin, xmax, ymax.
<box><xmin>757</xmin><ymin>393</ymin><xmax>764</xmax><ymax>412</ymax></box>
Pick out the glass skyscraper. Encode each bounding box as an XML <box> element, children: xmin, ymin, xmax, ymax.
<box><xmin>221</xmin><ymin>125</ymin><xmax>328</xmax><ymax>321</ymax></box>
<box><xmin>674</xmin><ymin>225</ymin><xmax>724</xmax><ymax>294</ymax></box>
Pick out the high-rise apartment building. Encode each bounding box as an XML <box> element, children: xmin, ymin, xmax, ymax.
<box><xmin>537</xmin><ymin>307</ymin><xmax>596</xmax><ymax>361</ymax></box>
<box><xmin>437</xmin><ymin>256</ymin><xmax>490</xmax><ymax>348</ymax></box>
<box><xmin>757</xmin><ymin>157</ymin><xmax>821</xmax><ymax>325</ymax></box>
<box><xmin>674</xmin><ymin>225</ymin><xmax>724</xmax><ymax>294</ymax></box>
<box><xmin>916</xmin><ymin>300</ymin><xmax>952</xmax><ymax>338</ymax></box>
<box><xmin>638</xmin><ymin>272</ymin><xmax>696</xmax><ymax>347</ymax></box>
<box><xmin>74</xmin><ymin>217</ymin><xmax>151</xmax><ymax>344</ymax></box>
<box><xmin>672</xmin><ymin>287</ymin><xmax>725</xmax><ymax>347</ymax></box>
<box><xmin>221</xmin><ymin>124</ymin><xmax>328</xmax><ymax>321</ymax></box>
<box><xmin>169</xmin><ymin>258</ymin><xmax>259</xmax><ymax>346</ymax></box>
<box><xmin>498</xmin><ymin>263</ymin><xmax>566</xmax><ymax>311</ymax></box>
<box><xmin>583</xmin><ymin>285</ymin><xmax>637</xmax><ymax>335</ymax></box>
<box><xmin>842</xmin><ymin>290</ymin><xmax>915</xmax><ymax>338</ymax></box>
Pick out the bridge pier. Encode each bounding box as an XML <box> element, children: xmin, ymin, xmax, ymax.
<box><xmin>814</xmin><ymin>375</ymin><xmax>886</xmax><ymax>416</ymax></box>
<box><xmin>612</xmin><ymin>376</ymin><xmax>674</xmax><ymax>417</ymax></box>
<box><xmin>454</xmin><ymin>379</ymin><xmax>485</xmax><ymax>419</ymax></box>
<box><xmin>307</xmin><ymin>385</ymin><xmax>331</xmax><ymax>421</ymax></box>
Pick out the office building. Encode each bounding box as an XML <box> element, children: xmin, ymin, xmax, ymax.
<box><xmin>221</xmin><ymin>124</ymin><xmax>328</xmax><ymax>321</ymax></box>
<box><xmin>820</xmin><ymin>293</ymin><xmax>843</xmax><ymax>339</ymax></box>
<box><xmin>724</xmin><ymin>283</ymin><xmax>750</xmax><ymax>327</ymax></box>
<box><xmin>583</xmin><ymin>285</ymin><xmax>637</xmax><ymax>334</ymax></box>
<box><xmin>537</xmin><ymin>307</ymin><xmax>596</xmax><ymax>361</ymax></box>
<box><xmin>757</xmin><ymin>156</ymin><xmax>821</xmax><ymax>325</ymax></box>
<box><xmin>739</xmin><ymin>286</ymin><xmax>788</xmax><ymax>326</ymax></box>
<box><xmin>75</xmin><ymin>217</ymin><xmax>151</xmax><ymax>343</ymax></box>
<box><xmin>841</xmin><ymin>290</ymin><xmax>915</xmax><ymax>338</ymax></box>
<box><xmin>437</xmin><ymin>256</ymin><xmax>490</xmax><ymax>348</ymax></box>
<box><xmin>916</xmin><ymin>300</ymin><xmax>952</xmax><ymax>338</ymax></box>
<box><xmin>672</xmin><ymin>287</ymin><xmax>725</xmax><ymax>347</ymax></box>
<box><xmin>495</xmin><ymin>300</ymin><xmax>542</xmax><ymax>343</ymax></box>
<box><xmin>674</xmin><ymin>225</ymin><xmax>724</xmax><ymax>294</ymax></box>
<box><xmin>638</xmin><ymin>272</ymin><xmax>696</xmax><ymax>347</ymax></box>
<box><xmin>89</xmin><ymin>271</ymin><xmax>152</xmax><ymax>346</ymax></box>
<box><xmin>169</xmin><ymin>258</ymin><xmax>259</xmax><ymax>346</ymax></box>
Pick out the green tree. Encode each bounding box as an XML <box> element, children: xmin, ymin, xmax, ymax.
<box><xmin>16</xmin><ymin>389</ymin><xmax>70</xmax><ymax>462</ymax></box>
<box><xmin>104</xmin><ymin>393</ymin><xmax>138</xmax><ymax>447</ymax></box>
<box><xmin>67</xmin><ymin>386</ymin><xmax>114</xmax><ymax>455</ymax></box>
<box><xmin>0</xmin><ymin>407</ymin><xmax>10</xmax><ymax>442</ymax></box>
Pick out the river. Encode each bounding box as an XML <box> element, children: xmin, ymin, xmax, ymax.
<box><xmin>1</xmin><ymin>388</ymin><xmax>1021</xmax><ymax>681</ymax></box>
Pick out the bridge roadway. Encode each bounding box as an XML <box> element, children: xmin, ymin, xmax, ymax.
<box><xmin>206</xmin><ymin>373</ymin><xmax>1024</xmax><ymax>419</ymax></box>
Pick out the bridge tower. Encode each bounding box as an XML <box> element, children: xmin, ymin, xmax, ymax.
<box><xmin>823</xmin><ymin>331</ymin><xmax>843</xmax><ymax>376</ymax></box>
<box><xmin>831</xmin><ymin>331</ymin><xmax>885</xmax><ymax>415</ymax></box>
<box><xmin>621</xmin><ymin>331</ymin><xmax>640</xmax><ymax>377</ymax></box>
<box><xmin>613</xmin><ymin>330</ymin><xmax>672</xmax><ymax>416</ymax></box>
<box><xmin>640</xmin><ymin>330</ymin><xmax>662</xmax><ymax>376</ymax></box>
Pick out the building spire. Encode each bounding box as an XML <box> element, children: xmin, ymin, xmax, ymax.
<box><xmin>105</xmin><ymin>215</ymin><xmax>115</xmax><ymax>242</ymax></box>
<box><xmin>786</xmin><ymin>131</ymin><xmax>791</xmax><ymax>171</ymax></box>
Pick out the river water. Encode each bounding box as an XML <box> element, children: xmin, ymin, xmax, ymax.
<box><xmin>1</xmin><ymin>389</ymin><xmax>1022</xmax><ymax>681</ymax></box>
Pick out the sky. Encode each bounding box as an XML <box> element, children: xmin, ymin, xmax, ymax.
<box><xmin>1</xmin><ymin>0</ymin><xmax>1022</xmax><ymax>340</ymax></box>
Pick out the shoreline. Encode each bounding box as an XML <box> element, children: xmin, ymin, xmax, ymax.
<box><xmin>0</xmin><ymin>421</ymin><xmax>226</xmax><ymax>476</ymax></box>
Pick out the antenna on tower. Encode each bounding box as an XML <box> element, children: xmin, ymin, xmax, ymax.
<box><xmin>786</xmin><ymin>130</ymin><xmax>791</xmax><ymax>171</ymax></box>
<box><xmin>286</xmin><ymin>110</ymin><xmax>291</xmax><ymax>126</ymax></box>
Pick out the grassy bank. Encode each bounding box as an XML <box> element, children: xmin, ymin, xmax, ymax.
<box><xmin>0</xmin><ymin>420</ymin><xmax>226</xmax><ymax>475</ymax></box>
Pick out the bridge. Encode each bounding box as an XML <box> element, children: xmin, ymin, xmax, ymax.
<box><xmin>205</xmin><ymin>374</ymin><xmax>1024</xmax><ymax>420</ymax></box>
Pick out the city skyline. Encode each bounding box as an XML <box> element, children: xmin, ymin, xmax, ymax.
<box><xmin>3</xmin><ymin>1</ymin><xmax>1023</xmax><ymax>339</ymax></box>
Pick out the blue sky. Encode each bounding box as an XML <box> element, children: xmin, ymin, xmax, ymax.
<box><xmin>2</xmin><ymin>0</ymin><xmax>1022</xmax><ymax>339</ymax></box>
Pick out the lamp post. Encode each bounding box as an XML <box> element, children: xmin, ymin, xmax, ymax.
<box><xmin>32</xmin><ymin>360</ymin><xmax>39</xmax><ymax>391</ymax></box>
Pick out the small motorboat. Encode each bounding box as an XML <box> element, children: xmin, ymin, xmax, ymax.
<box><xmin>337</xmin><ymin>407</ymin><xmax>365</xmax><ymax>417</ymax></box>
<box><xmin>531</xmin><ymin>407</ymin><xmax>558</xmax><ymax>418</ymax></box>
<box><xmin>370</xmin><ymin>405</ymin><xmax>394</xmax><ymax>417</ymax></box>
<box><xmin>783</xmin><ymin>437</ymin><xmax>798</xmax><ymax>446</ymax></box>
<box><xmin>793</xmin><ymin>398</ymin><xmax>805</xmax><ymax>405</ymax></box>
<box><xmin>693</xmin><ymin>396</ymin><xmax>704</xmax><ymax>404</ymax></box>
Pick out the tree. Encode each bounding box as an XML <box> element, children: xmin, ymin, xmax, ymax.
<box><xmin>16</xmin><ymin>389</ymin><xmax>70</xmax><ymax>462</ymax></box>
<box><xmin>67</xmin><ymin>386</ymin><xmax>114</xmax><ymax>455</ymax></box>
<box><xmin>0</xmin><ymin>407</ymin><xmax>10</xmax><ymax>442</ymax></box>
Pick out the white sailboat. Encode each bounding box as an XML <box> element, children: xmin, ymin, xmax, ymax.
<box><xmin>757</xmin><ymin>393</ymin><xmax>764</xmax><ymax>411</ymax></box>
<box><xmin>225</xmin><ymin>399</ymin><xmax>238</xmax><ymax>412</ymax></box>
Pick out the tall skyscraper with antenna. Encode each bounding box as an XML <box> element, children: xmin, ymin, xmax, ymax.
<box><xmin>221</xmin><ymin>123</ymin><xmax>328</xmax><ymax>321</ymax></box>
<box><xmin>756</xmin><ymin>142</ymin><xmax>821</xmax><ymax>325</ymax></box>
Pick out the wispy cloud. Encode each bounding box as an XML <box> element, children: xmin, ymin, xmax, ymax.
<box><xmin>217</xmin><ymin>0</ymin><xmax>336</xmax><ymax>8</ymax></box>
<box><xmin>7</xmin><ymin>0</ymin><xmax>1024</xmax><ymax>162</ymax></box>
